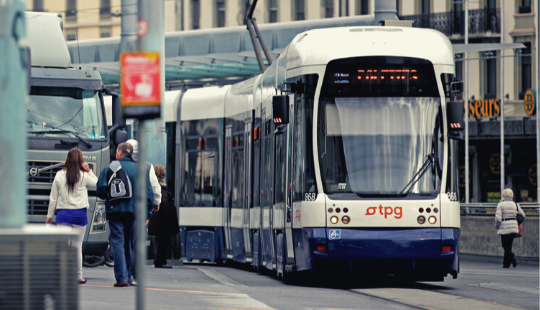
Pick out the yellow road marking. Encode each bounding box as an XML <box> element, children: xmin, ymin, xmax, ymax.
<box><xmin>81</xmin><ymin>284</ymin><xmax>244</xmax><ymax>296</ymax></box>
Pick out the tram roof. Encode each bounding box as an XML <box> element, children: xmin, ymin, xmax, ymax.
<box><xmin>285</xmin><ymin>26</ymin><xmax>456</xmax><ymax>68</ymax></box>
<box><xmin>67</xmin><ymin>17</ymin><xmax>525</xmax><ymax>87</ymax></box>
<box><xmin>67</xmin><ymin>15</ymin><xmax>376</xmax><ymax>86</ymax></box>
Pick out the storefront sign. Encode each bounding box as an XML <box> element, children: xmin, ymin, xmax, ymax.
<box><xmin>487</xmin><ymin>192</ymin><xmax>501</xmax><ymax>203</ymax></box>
<box><xmin>529</xmin><ymin>164</ymin><xmax>537</xmax><ymax>186</ymax></box>
<box><xmin>468</xmin><ymin>99</ymin><xmax>500</xmax><ymax>118</ymax></box>
<box><xmin>524</xmin><ymin>89</ymin><xmax>536</xmax><ymax>116</ymax></box>
<box><xmin>459</xmin><ymin>165</ymin><xmax>471</xmax><ymax>188</ymax></box>
<box><xmin>489</xmin><ymin>153</ymin><xmax>501</xmax><ymax>175</ymax></box>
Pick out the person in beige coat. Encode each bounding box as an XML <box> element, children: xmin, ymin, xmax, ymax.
<box><xmin>495</xmin><ymin>188</ymin><xmax>525</xmax><ymax>268</ymax></box>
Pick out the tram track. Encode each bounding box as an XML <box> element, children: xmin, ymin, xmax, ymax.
<box><xmin>348</xmin><ymin>287</ymin><xmax>527</xmax><ymax>310</ymax></box>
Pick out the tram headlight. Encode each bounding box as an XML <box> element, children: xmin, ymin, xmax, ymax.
<box><xmin>428</xmin><ymin>216</ymin><xmax>437</xmax><ymax>224</ymax></box>
<box><xmin>342</xmin><ymin>216</ymin><xmax>350</xmax><ymax>224</ymax></box>
<box><xmin>417</xmin><ymin>215</ymin><xmax>426</xmax><ymax>224</ymax></box>
<box><xmin>330</xmin><ymin>216</ymin><xmax>339</xmax><ymax>224</ymax></box>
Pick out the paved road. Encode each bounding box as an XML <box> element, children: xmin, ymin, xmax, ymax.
<box><xmin>79</xmin><ymin>259</ymin><xmax>539</xmax><ymax>310</ymax></box>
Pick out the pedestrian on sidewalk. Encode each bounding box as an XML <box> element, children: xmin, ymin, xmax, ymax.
<box><xmin>495</xmin><ymin>188</ymin><xmax>526</xmax><ymax>268</ymax></box>
<box><xmin>125</xmin><ymin>139</ymin><xmax>162</xmax><ymax>283</ymax></box>
<box><xmin>148</xmin><ymin>164</ymin><xmax>179</xmax><ymax>268</ymax></box>
<box><xmin>96</xmin><ymin>142</ymin><xmax>154</xmax><ymax>287</ymax></box>
<box><xmin>46</xmin><ymin>148</ymin><xmax>98</xmax><ymax>285</ymax></box>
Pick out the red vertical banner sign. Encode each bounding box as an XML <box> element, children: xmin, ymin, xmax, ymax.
<box><xmin>120</xmin><ymin>52</ymin><xmax>161</xmax><ymax>118</ymax></box>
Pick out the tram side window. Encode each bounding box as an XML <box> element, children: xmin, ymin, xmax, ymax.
<box><xmin>293</xmin><ymin>74</ymin><xmax>319</xmax><ymax>202</ymax></box>
<box><xmin>184</xmin><ymin>136</ymin><xmax>219</xmax><ymax>206</ymax></box>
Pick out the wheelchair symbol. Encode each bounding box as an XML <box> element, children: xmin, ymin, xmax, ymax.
<box><xmin>329</xmin><ymin>229</ymin><xmax>341</xmax><ymax>240</ymax></box>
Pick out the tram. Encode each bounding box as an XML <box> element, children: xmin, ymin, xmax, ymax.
<box><xmin>112</xmin><ymin>25</ymin><xmax>465</xmax><ymax>281</ymax></box>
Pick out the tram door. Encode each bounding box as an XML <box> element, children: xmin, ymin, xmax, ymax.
<box><xmin>224</xmin><ymin>125</ymin><xmax>233</xmax><ymax>258</ymax></box>
<box><xmin>243</xmin><ymin>121</ymin><xmax>252</xmax><ymax>257</ymax></box>
<box><xmin>261</xmin><ymin>111</ymin><xmax>275</xmax><ymax>268</ymax></box>
<box><xmin>274</xmin><ymin>121</ymin><xmax>287</xmax><ymax>274</ymax></box>
<box><xmin>275</xmin><ymin>93</ymin><xmax>295</xmax><ymax>276</ymax></box>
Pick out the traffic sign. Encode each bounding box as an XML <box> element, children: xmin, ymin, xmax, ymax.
<box><xmin>137</xmin><ymin>18</ymin><xmax>148</xmax><ymax>37</ymax></box>
<box><xmin>120</xmin><ymin>52</ymin><xmax>161</xmax><ymax>119</ymax></box>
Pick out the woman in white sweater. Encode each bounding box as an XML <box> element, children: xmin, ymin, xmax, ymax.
<box><xmin>495</xmin><ymin>188</ymin><xmax>526</xmax><ymax>268</ymax></box>
<box><xmin>46</xmin><ymin>148</ymin><xmax>98</xmax><ymax>284</ymax></box>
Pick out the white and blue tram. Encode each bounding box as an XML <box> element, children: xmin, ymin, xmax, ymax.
<box><xmin>113</xmin><ymin>25</ymin><xmax>465</xmax><ymax>281</ymax></box>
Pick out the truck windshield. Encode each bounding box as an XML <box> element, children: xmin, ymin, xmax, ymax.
<box><xmin>27</xmin><ymin>87</ymin><xmax>106</xmax><ymax>139</ymax></box>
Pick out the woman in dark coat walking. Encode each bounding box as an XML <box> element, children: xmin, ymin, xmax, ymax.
<box><xmin>148</xmin><ymin>165</ymin><xmax>180</xmax><ymax>268</ymax></box>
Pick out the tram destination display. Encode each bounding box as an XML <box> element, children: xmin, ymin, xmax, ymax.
<box><xmin>324</xmin><ymin>56</ymin><xmax>439</xmax><ymax>97</ymax></box>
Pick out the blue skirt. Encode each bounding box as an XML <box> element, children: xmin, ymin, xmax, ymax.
<box><xmin>56</xmin><ymin>208</ymin><xmax>88</xmax><ymax>226</ymax></box>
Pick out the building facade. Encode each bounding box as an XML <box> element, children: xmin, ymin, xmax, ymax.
<box><xmin>397</xmin><ymin>0</ymin><xmax>537</xmax><ymax>203</ymax></box>
<box><xmin>27</xmin><ymin>0</ymin><xmax>538</xmax><ymax>203</ymax></box>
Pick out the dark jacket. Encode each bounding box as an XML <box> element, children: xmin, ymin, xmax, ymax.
<box><xmin>96</xmin><ymin>156</ymin><xmax>154</xmax><ymax>219</ymax></box>
<box><xmin>148</xmin><ymin>184</ymin><xmax>179</xmax><ymax>237</ymax></box>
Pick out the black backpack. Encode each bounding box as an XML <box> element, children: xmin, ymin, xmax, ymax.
<box><xmin>106</xmin><ymin>161</ymin><xmax>132</xmax><ymax>203</ymax></box>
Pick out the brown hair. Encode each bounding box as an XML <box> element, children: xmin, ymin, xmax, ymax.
<box><xmin>64</xmin><ymin>148</ymin><xmax>85</xmax><ymax>193</ymax></box>
<box><xmin>154</xmin><ymin>164</ymin><xmax>166</xmax><ymax>184</ymax></box>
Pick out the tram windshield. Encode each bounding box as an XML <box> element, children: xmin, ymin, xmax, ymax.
<box><xmin>26</xmin><ymin>87</ymin><xmax>106</xmax><ymax>140</ymax></box>
<box><xmin>317</xmin><ymin>56</ymin><xmax>443</xmax><ymax>197</ymax></box>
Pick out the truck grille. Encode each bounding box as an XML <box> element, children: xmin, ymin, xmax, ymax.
<box><xmin>27</xmin><ymin>161</ymin><xmax>64</xmax><ymax>184</ymax></box>
<box><xmin>28</xmin><ymin>199</ymin><xmax>49</xmax><ymax>215</ymax></box>
<box><xmin>26</xmin><ymin>161</ymin><xmax>95</xmax><ymax>184</ymax></box>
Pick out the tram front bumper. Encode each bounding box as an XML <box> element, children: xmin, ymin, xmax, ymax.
<box><xmin>304</xmin><ymin>227</ymin><xmax>459</xmax><ymax>274</ymax></box>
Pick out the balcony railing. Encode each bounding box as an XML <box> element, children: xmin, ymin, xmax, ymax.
<box><xmin>399</xmin><ymin>8</ymin><xmax>500</xmax><ymax>37</ymax></box>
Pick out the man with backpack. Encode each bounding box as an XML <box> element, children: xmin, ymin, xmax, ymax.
<box><xmin>97</xmin><ymin>142</ymin><xmax>154</xmax><ymax>287</ymax></box>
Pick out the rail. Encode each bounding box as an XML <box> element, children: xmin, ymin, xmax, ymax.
<box><xmin>461</xmin><ymin>203</ymin><xmax>539</xmax><ymax>216</ymax></box>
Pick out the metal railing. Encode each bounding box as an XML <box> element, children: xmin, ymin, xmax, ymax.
<box><xmin>399</xmin><ymin>8</ymin><xmax>500</xmax><ymax>37</ymax></box>
<box><xmin>461</xmin><ymin>203</ymin><xmax>539</xmax><ymax>216</ymax></box>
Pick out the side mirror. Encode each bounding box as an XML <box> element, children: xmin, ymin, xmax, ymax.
<box><xmin>451</xmin><ymin>80</ymin><xmax>463</xmax><ymax>94</ymax></box>
<box><xmin>447</xmin><ymin>101</ymin><xmax>464</xmax><ymax>140</ymax></box>
<box><xmin>113</xmin><ymin>129</ymin><xmax>128</xmax><ymax>145</ymax></box>
<box><xmin>272</xmin><ymin>95</ymin><xmax>289</xmax><ymax>125</ymax></box>
<box><xmin>104</xmin><ymin>89</ymin><xmax>125</xmax><ymax>128</ymax></box>
<box><xmin>272</xmin><ymin>95</ymin><xmax>289</xmax><ymax>135</ymax></box>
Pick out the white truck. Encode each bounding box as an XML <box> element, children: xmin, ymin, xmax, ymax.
<box><xmin>25</xmin><ymin>12</ymin><xmax>125</xmax><ymax>258</ymax></box>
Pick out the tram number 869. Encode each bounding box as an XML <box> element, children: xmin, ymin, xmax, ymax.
<box><xmin>304</xmin><ymin>193</ymin><xmax>317</xmax><ymax>201</ymax></box>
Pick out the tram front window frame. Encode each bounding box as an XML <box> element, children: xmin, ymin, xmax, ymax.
<box><xmin>317</xmin><ymin>56</ymin><xmax>444</xmax><ymax>198</ymax></box>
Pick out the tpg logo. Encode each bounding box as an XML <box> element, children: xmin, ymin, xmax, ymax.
<box><xmin>365</xmin><ymin>205</ymin><xmax>403</xmax><ymax>219</ymax></box>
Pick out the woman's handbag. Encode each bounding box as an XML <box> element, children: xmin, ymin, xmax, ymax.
<box><xmin>516</xmin><ymin>203</ymin><xmax>525</xmax><ymax>224</ymax></box>
<box><xmin>515</xmin><ymin>223</ymin><xmax>523</xmax><ymax>238</ymax></box>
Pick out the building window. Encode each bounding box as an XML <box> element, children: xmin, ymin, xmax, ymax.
<box><xmin>66</xmin><ymin>29</ymin><xmax>77</xmax><ymax>41</ymax></box>
<box><xmin>100</xmin><ymin>26</ymin><xmax>112</xmax><ymax>38</ymax></box>
<box><xmin>519</xmin><ymin>0</ymin><xmax>531</xmax><ymax>13</ymax></box>
<box><xmin>455</xmin><ymin>59</ymin><xmax>463</xmax><ymax>101</ymax></box>
<box><xmin>520</xmin><ymin>42</ymin><xmax>532</xmax><ymax>99</ymax></box>
<box><xmin>33</xmin><ymin>0</ymin><xmax>44</xmax><ymax>12</ymax></box>
<box><xmin>339</xmin><ymin>0</ymin><xmax>349</xmax><ymax>16</ymax></box>
<box><xmin>356</xmin><ymin>0</ymin><xmax>368</xmax><ymax>15</ymax></box>
<box><xmin>216</xmin><ymin>0</ymin><xmax>226</xmax><ymax>27</ymax></box>
<box><xmin>325</xmin><ymin>0</ymin><xmax>334</xmax><ymax>18</ymax></box>
<box><xmin>294</xmin><ymin>0</ymin><xmax>305</xmax><ymax>20</ymax></box>
<box><xmin>268</xmin><ymin>0</ymin><xmax>278</xmax><ymax>23</ymax></box>
<box><xmin>421</xmin><ymin>0</ymin><xmax>430</xmax><ymax>14</ymax></box>
<box><xmin>240</xmin><ymin>0</ymin><xmax>249</xmax><ymax>25</ymax></box>
<box><xmin>100</xmin><ymin>0</ymin><xmax>111</xmax><ymax>16</ymax></box>
<box><xmin>192</xmin><ymin>0</ymin><xmax>200</xmax><ymax>29</ymax></box>
<box><xmin>484</xmin><ymin>51</ymin><xmax>497</xmax><ymax>99</ymax></box>
<box><xmin>66</xmin><ymin>0</ymin><xmax>77</xmax><ymax>20</ymax></box>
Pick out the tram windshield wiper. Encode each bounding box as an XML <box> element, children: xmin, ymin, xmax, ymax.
<box><xmin>28</xmin><ymin>129</ymin><xmax>93</xmax><ymax>148</ymax></box>
<box><xmin>400</xmin><ymin>153</ymin><xmax>437</xmax><ymax>195</ymax></box>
